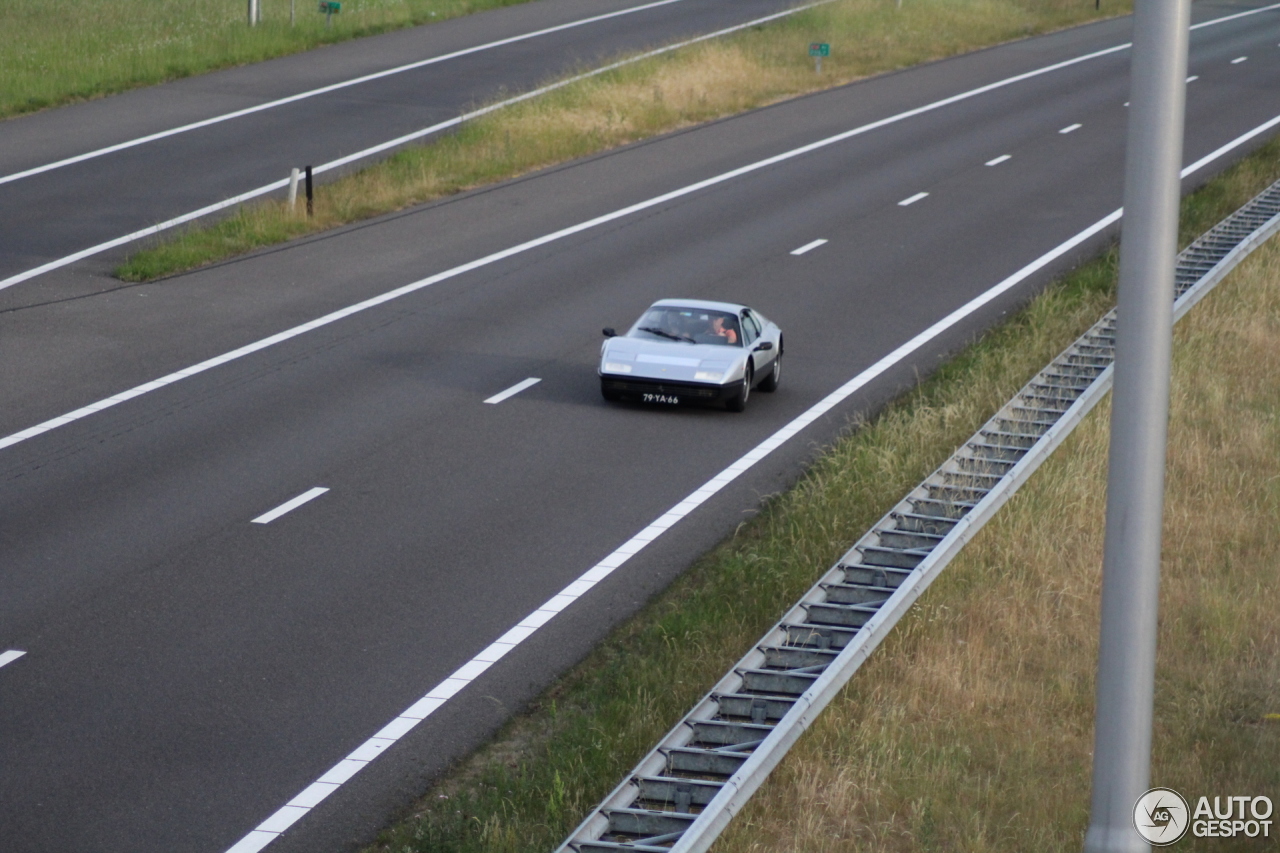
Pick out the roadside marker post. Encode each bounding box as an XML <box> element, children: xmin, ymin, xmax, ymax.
<box><xmin>304</xmin><ymin>165</ymin><xmax>314</xmax><ymax>217</ymax></box>
<box><xmin>287</xmin><ymin>168</ymin><xmax>300</xmax><ymax>211</ymax></box>
<box><xmin>809</xmin><ymin>42</ymin><xmax>829</xmax><ymax>73</ymax></box>
<box><xmin>319</xmin><ymin>1</ymin><xmax>340</xmax><ymax>27</ymax></box>
<box><xmin>1083</xmin><ymin>0</ymin><xmax>1191</xmax><ymax>851</ymax></box>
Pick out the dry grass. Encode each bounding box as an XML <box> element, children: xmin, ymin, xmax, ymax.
<box><xmin>116</xmin><ymin>0</ymin><xmax>1130</xmax><ymax>280</ymax></box>
<box><xmin>713</xmin><ymin>237</ymin><xmax>1280</xmax><ymax>852</ymax></box>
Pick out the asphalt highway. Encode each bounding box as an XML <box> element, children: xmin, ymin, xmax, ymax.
<box><xmin>2</xmin><ymin>3</ymin><xmax>1280</xmax><ymax>852</ymax></box>
<box><xmin>0</xmin><ymin>0</ymin><xmax>806</xmax><ymax>289</ymax></box>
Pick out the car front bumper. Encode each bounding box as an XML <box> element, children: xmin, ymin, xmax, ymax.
<box><xmin>600</xmin><ymin>374</ymin><xmax>744</xmax><ymax>405</ymax></box>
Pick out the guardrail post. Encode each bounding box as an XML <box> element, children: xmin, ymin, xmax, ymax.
<box><xmin>305</xmin><ymin>165</ymin><xmax>314</xmax><ymax>217</ymax></box>
<box><xmin>1083</xmin><ymin>0</ymin><xmax>1190</xmax><ymax>851</ymax></box>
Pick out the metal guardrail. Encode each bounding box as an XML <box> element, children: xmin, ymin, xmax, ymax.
<box><xmin>557</xmin><ymin>176</ymin><xmax>1280</xmax><ymax>853</ymax></box>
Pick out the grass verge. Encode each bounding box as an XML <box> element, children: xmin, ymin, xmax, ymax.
<box><xmin>115</xmin><ymin>0</ymin><xmax>1128</xmax><ymax>282</ymax></box>
<box><xmin>360</xmin><ymin>124</ymin><xmax>1280</xmax><ymax>853</ymax></box>
<box><xmin>0</xmin><ymin>0</ymin><xmax>534</xmax><ymax>120</ymax></box>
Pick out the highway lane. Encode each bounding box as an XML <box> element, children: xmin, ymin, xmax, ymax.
<box><xmin>2</xmin><ymin>4</ymin><xmax>1280</xmax><ymax>852</ymax></box>
<box><xmin>0</xmin><ymin>0</ymin><xmax>809</xmax><ymax>289</ymax></box>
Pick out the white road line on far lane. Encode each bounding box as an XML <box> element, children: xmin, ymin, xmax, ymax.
<box><xmin>1060</xmin><ymin>123</ymin><xmax>1083</xmax><ymax>134</ymax></box>
<box><xmin>484</xmin><ymin>377</ymin><xmax>541</xmax><ymax>404</ymax></box>
<box><xmin>0</xmin><ymin>0</ymin><xmax>694</xmax><ymax>188</ymax></box>
<box><xmin>986</xmin><ymin>154</ymin><xmax>1012</xmax><ymax>166</ymax></box>
<box><xmin>898</xmin><ymin>191</ymin><xmax>929</xmax><ymax>206</ymax></box>
<box><xmin>0</xmin><ymin>0</ymin><xmax>841</xmax><ymax>295</ymax></box>
<box><xmin>790</xmin><ymin>238</ymin><xmax>828</xmax><ymax>255</ymax></box>
<box><xmin>221</xmin><ymin>107</ymin><xmax>1280</xmax><ymax>853</ymax></box>
<box><xmin>1187</xmin><ymin>75</ymin><xmax>1199</xmax><ymax>82</ymax></box>
<box><xmin>0</xmin><ymin>650</ymin><xmax>27</xmax><ymax>669</ymax></box>
<box><xmin>1232</xmin><ymin>56</ymin><xmax>1248</xmax><ymax>64</ymax></box>
<box><xmin>251</xmin><ymin>488</ymin><xmax>330</xmax><ymax>524</ymax></box>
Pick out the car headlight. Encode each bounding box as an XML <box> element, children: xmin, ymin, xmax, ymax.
<box><xmin>694</xmin><ymin>370</ymin><xmax>725</xmax><ymax>382</ymax></box>
<box><xmin>604</xmin><ymin>362</ymin><xmax>633</xmax><ymax>374</ymax></box>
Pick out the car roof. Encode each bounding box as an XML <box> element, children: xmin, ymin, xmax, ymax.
<box><xmin>649</xmin><ymin>298</ymin><xmax>747</xmax><ymax>313</ymax></box>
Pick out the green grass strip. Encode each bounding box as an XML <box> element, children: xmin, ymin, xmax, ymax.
<box><xmin>362</xmin><ymin>140</ymin><xmax>1280</xmax><ymax>853</ymax></box>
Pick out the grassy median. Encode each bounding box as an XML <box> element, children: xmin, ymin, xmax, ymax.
<box><xmin>0</xmin><ymin>0</ymin><xmax>535</xmax><ymax>119</ymax></box>
<box><xmin>361</xmin><ymin>136</ymin><xmax>1280</xmax><ymax>853</ymax></box>
<box><xmin>114</xmin><ymin>0</ymin><xmax>1129</xmax><ymax>282</ymax></box>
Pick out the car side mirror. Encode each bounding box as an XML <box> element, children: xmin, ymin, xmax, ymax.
<box><xmin>603</xmin><ymin>327</ymin><xmax>617</xmax><ymax>338</ymax></box>
<box><xmin>755</xmin><ymin>341</ymin><xmax>774</xmax><ymax>351</ymax></box>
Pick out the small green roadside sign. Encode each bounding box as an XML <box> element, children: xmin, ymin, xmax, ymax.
<box><xmin>319</xmin><ymin>0</ymin><xmax>340</xmax><ymax>26</ymax></box>
<box><xmin>808</xmin><ymin>42</ymin><xmax>830</xmax><ymax>57</ymax></box>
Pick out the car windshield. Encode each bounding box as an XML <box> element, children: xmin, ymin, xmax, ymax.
<box><xmin>628</xmin><ymin>307</ymin><xmax>742</xmax><ymax>346</ymax></box>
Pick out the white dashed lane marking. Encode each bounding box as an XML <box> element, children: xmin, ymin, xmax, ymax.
<box><xmin>1187</xmin><ymin>75</ymin><xmax>1199</xmax><ymax>82</ymax></box>
<box><xmin>1232</xmin><ymin>56</ymin><xmax>1248</xmax><ymax>64</ymax></box>
<box><xmin>898</xmin><ymin>192</ymin><xmax>929</xmax><ymax>207</ymax></box>
<box><xmin>790</xmin><ymin>239</ymin><xmax>828</xmax><ymax>255</ymax></box>
<box><xmin>986</xmin><ymin>154</ymin><xmax>1012</xmax><ymax>166</ymax></box>
<box><xmin>1060</xmin><ymin>123</ymin><xmax>1083</xmax><ymax>134</ymax></box>
<box><xmin>484</xmin><ymin>377</ymin><xmax>542</xmax><ymax>404</ymax></box>
<box><xmin>0</xmin><ymin>651</ymin><xmax>27</xmax><ymax>669</ymax></box>
<box><xmin>251</xmin><ymin>488</ymin><xmax>330</xmax><ymax>524</ymax></box>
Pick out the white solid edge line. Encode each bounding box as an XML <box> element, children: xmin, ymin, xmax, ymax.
<box><xmin>0</xmin><ymin>0</ymin><xmax>695</xmax><ymax>187</ymax></box>
<box><xmin>251</xmin><ymin>487</ymin><xmax>330</xmax><ymax>524</ymax></box>
<box><xmin>986</xmin><ymin>154</ymin><xmax>1012</xmax><ymax>166</ymax></box>
<box><xmin>790</xmin><ymin>238</ymin><xmax>828</xmax><ymax>255</ymax></box>
<box><xmin>220</xmin><ymin>107</ymin><xmax>1280</xmax><ymax>853</ymax></box>
<box><xmin>898</xmin><ymin>191</ymin><xmax>929</xmax><ymax>206</ymax></box>
<box><xmin>484</xmin><ymin>377</ymin><xmax>542</xmax><ymax>404</ymax></box>
<box><xmin>1060</xmin><ymin>122</ymin><xmax>1083</xmax><ymax>134</ymax></box>
<box><xmin>0</xmin><ymin>650</ymin><xmax>27</xmax><ymax>669</ymax></box>
<box><xmin>0</xmin><ymin>0</ymin><xmax>839</xmax><ymax>295</ymax></box>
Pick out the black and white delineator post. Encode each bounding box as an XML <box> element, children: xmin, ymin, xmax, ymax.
<box><xmin>1083</xmin><ymin>0</ymin><xmax>1191</xmax><ymax>851</ymax></box>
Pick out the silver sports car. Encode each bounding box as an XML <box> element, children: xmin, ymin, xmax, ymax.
<box><xmin>599</xmin><ymin>299</ymin><xmax>782</xmax><ymax>411</ymax></box>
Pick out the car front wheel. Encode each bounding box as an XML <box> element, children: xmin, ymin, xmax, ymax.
<box><xmin>726</xmin><ymin>364</ymin><xmax>752</xmax><ymax>412</ymax></box>
<box><xmin>758</xmin><ymin>352</ymin><xmax>781</xmax><ymax>392</ymax></box>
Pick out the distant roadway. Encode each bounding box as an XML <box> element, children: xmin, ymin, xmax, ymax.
<box><xmin>1</xmin><ymin>3</ymin><xmax>1279</xmax><ymax>853</ymax></box>
<box><xmin>0</xmin><ymin>0</ymin><xmax>808</xmax><ymax>291</ymax></box>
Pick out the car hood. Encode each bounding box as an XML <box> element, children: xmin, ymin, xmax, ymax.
<box><xmin>600</xmin><ymin>338</ymin><xmax>746</xmax><ymax>383</ymax></box>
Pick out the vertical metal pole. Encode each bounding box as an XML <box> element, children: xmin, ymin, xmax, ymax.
<box><xmin>287</xmin><ymin>168</ymin><xmax>300</xmax><ymax>211</ymax></box>
<box><xmin>291</xmin><ymin>0</ymin><xmax>296</xmax><ymax>26</ymax></box>
<box><xmin>1083</xmin><ymin>0</ymin><xmax>1190</xmax><ymax>851</ymax></box>
<box><xmin>248</xmin><ymin>0</ymin><xmax>256</xmax><ymax>26</ymax></box>
<box><xmin>305</xmin><ymin>165</ymin><xmax>314</xmax><ymax>217</ymax></box>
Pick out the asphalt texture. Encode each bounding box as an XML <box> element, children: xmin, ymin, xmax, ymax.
<box><xmin>0</xmin><ymin>0</ymin><xmax>803</xmax><ymax>288</ymax></box>
<box><xmin>2</xmin><ymin>3</ymin><xmax>1280</xmax><ymax>852</ymax></box>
